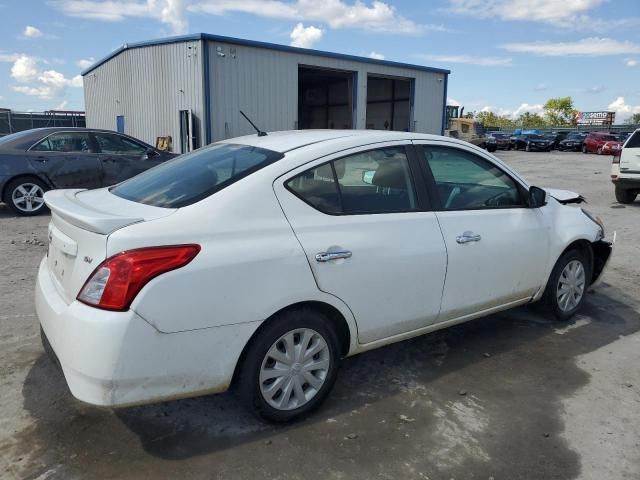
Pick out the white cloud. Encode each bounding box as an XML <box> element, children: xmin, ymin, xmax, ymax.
<box><xmin>479</xmin><ymin>103</ymin><xmax>544</xmax><ymax>119</ymax></box>
<box><xmin>11</xmin><ymin>55</ymin><xmax>39</xmax><ymax>83</ymax></box>
<box><xmin>368</xmin><ymin>51</ymin><xmax>385</xmax><ymax>60</ymax></box>
<box><xmin>10</xmin><ymin>55</ymin><xmax>84</xmax><ymax>99</ymax></box>
<box><xmin>0</xmin><ymin>53</ymin><xmax>21</xmax><ymax>63</ymax></box>
<box><xmin>625</xmin><ymin>58</ymin><xmax>638</xmax><ymax>67</ymax></box>
<box><xmin>289</xmin><ymin>23</ymin><xmax>323</xmax><ymax>48</ymax></box>
<box><xmin>447</xmin><ymin>98</ymin><xmax>460</xmax><ymax>106</ymax></box>
<box><xmin>23</xmin><ymin>25</ymin><xmax>43</xmax><ymax>38</ymax></box>
<box><xmin>502</xmin><ymin>37</ymin><xmax>640</xmax><ymax>56</ymax></box>
<box><xmin>512</xmin><ymin>103</ymin><xmax>544</xmax><ymax>117</ymax></box>
<box><xmin>608</xmin><ymin>96</ymin><xmax>640</xmax><ymax>122</ymax></box>
<box><xmin>449</xmin><ymin>0</ymin><xmax>598</xmax><ymax>24</ymax></box>
<box><xmin>76</xmin><ymin>57</ymin><xmax>96</xmax><ymax>69</ymax></box>
<box><xmin>51</xmin><ymin>0</ymin><xmax>188</xmax><ymax>34</ymax></box>
<box><xmin>533</xmin><ymin>83</ymin><xmax>547</xmax><ymax>91</ymax></box>
<box><xmin>189</xmin><ymin>0</ymin><xmax>435</xmax><ymax>33</ymax></box>
<box><xmin>53</xmin><ymin>100</ymin><xmax>69</xmax><ymax>110</ymax></box>
<box><xmin>584</xmin><ymin>85</ymin><xmax>605</xmax><ymax>94</ymax></box>
<box><xmin>417</xmin><ymin>54</ymin><xmax>512</xmax><ymax>66</ymax></box>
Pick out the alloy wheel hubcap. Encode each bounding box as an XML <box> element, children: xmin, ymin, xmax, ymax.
<box><xmin>12</xmin><ymin>183</ymin><xmax>45</xmax><ymax>212</ymax></box>
<box><xmin>259</xmin><ymin>328</ymin><xmax>330</xmax><ymax>411</ymax></box>
<box><xmin>557</xmin><ymin>259</ymin><xmax>586</xmax><ymax>312</ymax></box>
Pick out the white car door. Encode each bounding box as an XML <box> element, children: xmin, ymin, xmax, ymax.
<box><xmin>274</xmin><ymin>142</ymin><xmax>447</xmax><ymax>344</ymax></box>
<box><xmin>414</xmin><ymin>141</ymin><xmax>549</xmax><ymax>321</ymax></box>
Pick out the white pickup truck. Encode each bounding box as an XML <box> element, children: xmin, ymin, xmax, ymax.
<box><xmin>611</xmin><ymin>128</ymin><xmax>640</xmax><ymax>204</ymax></box>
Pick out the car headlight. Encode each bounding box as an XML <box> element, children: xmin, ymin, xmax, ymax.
<box><xmin>581</xmin><ymin>208</ymin><xmax>605</xmax><ymax>240</ymax></box>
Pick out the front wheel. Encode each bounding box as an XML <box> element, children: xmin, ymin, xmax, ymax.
<box><xmin>235</xmin><ymin>308</ymin><xmax>341</xmax><ymax>422</ymax></box>
<box><xmin>3</xmin><ymin>177</ymin><xmax>48</xmax><ymax>216</ymax></box>
<box><xmin>542</xmin><ymin>249</ymin><xmax>591</xmax><ymax>321</ymax></box>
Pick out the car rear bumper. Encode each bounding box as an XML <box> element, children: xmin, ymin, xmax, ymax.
<box><xmin>35</xmin><ymin>257</ymin><xmax>258</xmax><ymax>407</ymax></box>
<box><xmin>612</xmin><ymin>177</ymin><xmax>640</xmax><ymax>188</ymax></box>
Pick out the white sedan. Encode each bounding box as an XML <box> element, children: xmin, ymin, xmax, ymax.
<box><xmin>36</xmin><ymin>130</ymin><xmax>613</xmax><ymax>422</ymax></box>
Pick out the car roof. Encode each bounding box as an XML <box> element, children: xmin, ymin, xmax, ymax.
<box><xmin>219</xmin><ymin>129</ymin><xmax>465</xmax><ymax>153</ymax></box>
<box><xmin>0</xmin><ymin>127</ymin><xmax>152</xmax><ymax>150</ymax></box>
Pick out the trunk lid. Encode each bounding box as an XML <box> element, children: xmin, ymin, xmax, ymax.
<box><xmin>44</xmin><ymin>188</ymin><xmax>176</xmax><ymax>304</ymax></box>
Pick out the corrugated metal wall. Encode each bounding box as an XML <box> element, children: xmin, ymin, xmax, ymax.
<box><xmin>83</xmin><ymin>41</ymin><xmax>204</xmax><ymax>152</ymax></box>
<box><xmin>206</xmin><ymin>40</ymin><xmax>446</xmax><ymax>141</ymax></box>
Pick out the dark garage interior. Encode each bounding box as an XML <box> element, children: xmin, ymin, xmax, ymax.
<box><xmin>366</xmin><ymin>75</ymin><xmax>412</xmax><ymax>131</ymax></box>
<box><xmin>298</xmin><ymin>66</ymin><xmax>355</xmax><ymax>130</ymax></box>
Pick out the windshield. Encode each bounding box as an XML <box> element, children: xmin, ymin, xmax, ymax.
<box><xmin>111</xmin><ymin>143</ymin><xmax>283</xmax><ymax>208</ymax></box>
<box><xmin>528</xmin><ymin>134</ymin><xmax>544</xmax><ymax>140</ymax></box>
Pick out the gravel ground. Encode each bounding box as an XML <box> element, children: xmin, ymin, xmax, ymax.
<box><xmin>0</xmin><ymin>150</ymin><xmax>638</xmax><ymax>480</ymax></box>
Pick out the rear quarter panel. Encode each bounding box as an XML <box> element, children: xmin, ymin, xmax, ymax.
<box><xmin>107</xmin><ymin>166</ymin><xmax>358</xmax><ymax>344</ymax></box>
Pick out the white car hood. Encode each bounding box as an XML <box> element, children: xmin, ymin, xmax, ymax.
<box><xmin>545</xmin><ymin>188</ymin><xmax>586</xmax><ymax>204</ymax></box>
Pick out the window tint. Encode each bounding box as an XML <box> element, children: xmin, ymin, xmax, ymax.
<box><xmin>626</xmin><ymin>131</ymin><xmax>640</xmax><ymax>148</ymax></box>
<box><xmin>32</xmin><ymin>132</ymin><xmax>92</xmax><ymax>153</ymax></box>
<box><xmin>111</xmin><ymin>143</ymin><xmax>283</xmax><ymax>208</ymax></box>
<box><xmin>287</xmin><ymin>146</ymin><xmax>417</xmax><ymax>214</ymax></box>
<box><xmin>423</xmin><ymin>146</ymin><xmax>523</xmax><ymax>210</ymax></box>
<box><xmin>95</xmin><ymin>133</ymin><xmax>147</xmax><ymax>155</ymax></box>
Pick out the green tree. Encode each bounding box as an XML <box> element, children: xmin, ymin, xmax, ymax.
<box><xmin>543</xmin><ymin>96</ymin><xmax>577</xmax><ymax>126</ymax></box>
<box><xmin>517</xmin><ymin>112</ymin><xmax>548</xmax><ymax>128</ymax></box>
<box><xmin>625</xmin><ymin>113</ymin><xmax>640</xmax><ymax>125</ymax></box>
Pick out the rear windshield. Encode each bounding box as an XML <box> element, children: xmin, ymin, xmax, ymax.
<box><xmin>110</xmin><ymin>143</ymin><xmax>283</xmax><ymax>208</ymax></box>
<box><xmin>0</xmin><ymin>130</ymin><xmax>35</xmax><ymax>146</ymax></box>
<box><xmin>626</xmin><ymin>131</ymin><xmax>640</xmax><ymax>148</ymax></box>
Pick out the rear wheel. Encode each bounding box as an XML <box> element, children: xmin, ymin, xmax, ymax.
<box><xmin>3</xmin><ymin>177</ymin><xmax>48</xmax><ymax>216</ymax></box>
<box><xmin>235</xmin><ymin>308</ymin><xmax>341</xmax><ymax>422</ymax></box>
<box><xmin>597</xmin><ymin>147</ymin><xmax>603</xmax><ymax>155</ymax></box>
<box><xmin>615</xmin><ymin>186</ymin><xmax>637</xmax><ymax>204</ymax></box>
<box><xmin>542</xmin><ymin>249</ymin><xmax>591</xmax><ymax>321</ymax></box>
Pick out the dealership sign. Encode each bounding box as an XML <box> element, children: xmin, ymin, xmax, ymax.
<box><xmin>574</xmin><ymin>111</ymin><xmax>615</xmax><ymax>126</ymax></box>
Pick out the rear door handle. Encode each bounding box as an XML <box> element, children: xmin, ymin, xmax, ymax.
<box><xmin>456</xmin><ymin>231</ymin><xmax>482</xmax><ymax>244</ymax></box>
<box><xmin>33</xmin><ymin>156</ymin><xmax>47</xmax><ymax>163</ymax></box>
<box><xmin>315</xmin><ymin>250</ymin><xmax>352</xmax><ymax>262</ymax></box>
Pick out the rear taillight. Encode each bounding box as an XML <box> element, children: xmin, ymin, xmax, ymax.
<box><xmin>77</xmin><ymin>245</ymin><xmax>201</xmax><ymax>311</ymax></box>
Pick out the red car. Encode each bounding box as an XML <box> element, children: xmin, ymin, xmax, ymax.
<box><xmin>582</xmin><ymin>132</ymin><xmax>619</xmax><ymax>154</ymax></box>
<box><xmin>601</xmin><ymin>140</ymin><xmax>624</xmax><ymax>155</ymax></box>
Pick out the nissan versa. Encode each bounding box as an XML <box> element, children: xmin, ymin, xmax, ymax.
<box><xmin>35</xmin><ymin>130</ymin><xmax>614</xmax><ymax>422</ymax></box>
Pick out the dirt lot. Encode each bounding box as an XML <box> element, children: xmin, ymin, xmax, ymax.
<box><xmin>1</xmin><ymin>150</ymin><xmax>639</xmax><ymax>480</ymax></box>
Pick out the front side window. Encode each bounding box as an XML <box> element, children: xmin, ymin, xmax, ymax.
<box><xmin>286</xmin><ymin>146</ymin><xmax>417</xmax><ymax>214</ymax></box>
<box><xmin>626</xmin><ymin>131</ymin><xmax>640</xmax><ymax>148</ymax></box>
<box><xmin>95</xmin><ymin>133</ymin><xmax>147</xmax><ymax>155</ymax></box>
<box><xmin>423</xmin><ymin>146</ymin><xmax>523</xmax><ymax>210</ymax></box>
<box><xmin>111</xmin><ymin>143</ymin><xmax>283</xmax><ymax>208</ymax></box>
<box><xmin>32</xmin><ymin>132</ymin><xmax>92</xmax><ymax>153</ymax></box>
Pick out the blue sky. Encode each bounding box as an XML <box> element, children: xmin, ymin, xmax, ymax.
<box><xmin>1</xmin><ymin>0</ymin><xmax>639</xmax><ymax>121</ymax></box>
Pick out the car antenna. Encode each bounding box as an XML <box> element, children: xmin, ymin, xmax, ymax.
<box><xmin>239</xmin><ymin>110</ymin><xmax>267</xmax><ymax>137</ymax></box>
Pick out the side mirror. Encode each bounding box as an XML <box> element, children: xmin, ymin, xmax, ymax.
<box><xmin>528</xmin><ymin>186</ymin><xmax>547</xmax><ymax>208</ymax></box>
<box><xmin>362</xmin><ymin>170</ymin><xmax>375</xmax><ymax>185</ymax></box>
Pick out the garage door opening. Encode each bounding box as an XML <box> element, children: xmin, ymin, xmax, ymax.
<box><xmin>298</xmin><ymin>66</ymin><xmax>355</xmax><ymax>130</ymax></box>
<box><xmin>366</xmin><ymin>76</ymin><xmax>412</xmax><ymax>131</ymax></box>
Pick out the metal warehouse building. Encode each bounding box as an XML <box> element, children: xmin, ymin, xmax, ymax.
<box><xmin>82</xmin><ymin>33</ymin><xmax>450</xmax><ymax>153</ymax></box>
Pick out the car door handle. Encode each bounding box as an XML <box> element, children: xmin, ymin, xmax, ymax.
<box><xmin>456</xmin><ymin>232</ymin><xmax>482</xmax><ymax>244</ymax></box>
<box><xmin>315</xmin><ymin>250</ymin><xmax>352</xmax><ymax>262</ymax></box>
<box><xmin>33</xmin><ymin>156</ymin><xmax>47</xmax><ymax>163</ymax></box>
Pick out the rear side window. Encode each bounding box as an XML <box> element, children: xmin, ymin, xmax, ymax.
<box><xmin>32</xmin><ymin>132</ymin><xmax>92</xmax><ymax>152</ymax></box>
<box><xmin>111</xmin><ymin>143</ymin><xmax>283</xmax><ymax>208</ymax></box>
<box><xmin>625</xmin><ymin>132</ymin><xmax>640</xmax><ymax>148</ymax></box>
<box><xmin>286</xmin><ymin>146</ymin><xmax>417</xmax><ymax>215</ymax></box>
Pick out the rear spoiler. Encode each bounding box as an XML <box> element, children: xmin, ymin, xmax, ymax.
<box><xmin>44</xmin><ymin>189</ymin><xmax>144</xmax><ymax>235</ymax></box>
<box><xmin>545</xmin><ymin>188</ymin><xmax>586</xmax><ymax>205</ymax></box>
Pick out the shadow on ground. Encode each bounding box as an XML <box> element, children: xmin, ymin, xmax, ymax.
<box><xmin>16</xmin><ymin>284</ymin><xmax>640</xmax><ymax>480</ymax></box>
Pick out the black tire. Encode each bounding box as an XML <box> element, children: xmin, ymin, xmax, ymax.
<box><xmin>235</xmin><ymin>308</ymin><xmax>341</xmax><ymax>422</ymax></box>
<box><xmin>597</xmin><ymin>147</ymin><xmax>602</xmax><ymax>155</ymax></box>
<box><xmin>525</xmin><ymin>143</ymin><xmax>531</xmax><ymax>152</ymax></box>
<box><xmin>3</xmin><ymin>177</ymin><xmax>49</xmax><ymax>216</ymax></box>
<box><xmin>541</xmin><ymin>249</ymin><xmax>591</xmax><ymax>321</ymax></box>
<box><xmin>582</xmin><ymin>144</ymin><xmax>588</xmax><ymax>154</ymax></box>
<box><xmin>487</xmin><ymin>146</ymin><xmax>497</xmax><ymax>153</ymax></box>
<box><xmin>615</xmin><ymin>186</ymin><xmax>637</xmax><ymax>204</ymax></box>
